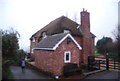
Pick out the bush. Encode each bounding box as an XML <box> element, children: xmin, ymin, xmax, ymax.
<box><xmin>2</xmin><ymin>59</ymin><xmax>13</xmax><ymax>79</ymax></box>
<box><xmin>27</xmin><ymin>57</ymin><xmax>34</xmax><ymax>62</ymax></box>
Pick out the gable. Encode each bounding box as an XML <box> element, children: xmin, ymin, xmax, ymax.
<box><xmin>33</xmin><ymin>33</ymin><xmax>82</xmax><ymax>51</ymax></box>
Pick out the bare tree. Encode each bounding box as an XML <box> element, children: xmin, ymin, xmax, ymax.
<box><xmin>112</xmin><ymin>25</ymin><xmax>120</xmax><ymax>41</ymax></box>
<box><xmin>65</xmin><ymin>12</ymin><xmax>78</xmax><ymax>22</ymax></box>
<box><xmin>72</xmin><ymin>13</ymin><xmax>78</xmax><ymax>22</ymax></box>
<box><xmin>112</xmin><ymin>25</ymin><xmax>120</xmax><ymax>60</ymax></box>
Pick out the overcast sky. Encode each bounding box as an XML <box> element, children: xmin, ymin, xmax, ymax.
<box><xmin>0</xmin><ymin>0</ymin><xmax>119</xmax><ymax>52</ymax></box>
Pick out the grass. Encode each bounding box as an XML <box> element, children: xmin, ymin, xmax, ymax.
<box><xmin>95</xmin><ymin>51</ymin><xmax>103</xmax><ymax>56</ymax></box>
<box><xmin>8</xmin><ymin>70</ymin><xmax>14</xmax><ymax>79</ymax></box>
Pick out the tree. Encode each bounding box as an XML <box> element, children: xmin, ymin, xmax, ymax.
<box><xmin>2</xmin><ymin>29</ymin><xmax>20</xmax><ymax>60</ymax></box>
<box><xmin>96</xmin><ymin>37</ymin><xmax>113</xmax><ymax>55</ymax></box>
<box><xmin>65</xmin><ymin>12</ymin><xmax>78</xmax><ymax>22</ymax></box>
<box><xmin>2</xmin><ymin>28</ymin><xmax>20</xmax><ymax>79</ymax></box>
<box><xmin>72</xmin><ymin>13</ymin><xmax>78</xmax><ymax>22</ymax></box>
<box><xmin>112</xmin><ymin>25</ymin><xmax>120</xmax><ymax>60</ymax></box>
<box><xmin>17</xmin><ymin>49</ymin><xmax>26</xmax><ymax>60</ymax></box>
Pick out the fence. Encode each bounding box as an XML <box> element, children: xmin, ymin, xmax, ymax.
<box><xmin>94</xmin><ymin>55</ymin><xmax>120</xmax><ymax>71</ymax></box>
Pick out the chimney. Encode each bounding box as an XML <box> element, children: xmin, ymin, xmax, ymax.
<box><xmin>80</xmin><ymin>8</ymin><xmax>90</xmax><ymax>31</ymax></box>
<box><xmin>80</xmin><ymin>9</ymin><xmax>91</xmax><ymax>64</ymax></box>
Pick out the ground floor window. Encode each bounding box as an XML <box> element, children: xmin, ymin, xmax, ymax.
<box><xmin>64</xmin><ymin>51</ymin><xmax>71</xmax><ymax>63</ymax></box>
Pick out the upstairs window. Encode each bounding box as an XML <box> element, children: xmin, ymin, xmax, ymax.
<box><xmin>77</xmin><ymin>26</ymin><xmax>79</xmax><ymax>29</ymax></box>
<box><xmin>32</xmin><ymin>37</ymin><xmax>35</xmax><ymax>42</ymax></box>
<box><xmin>64</xmin><ymin>51</ymin><xmax>71</xmax><ymax>63</ymax></box>
<box><xmin>64</xmin><ymin>30</ymin><xmax>70</xmax><ymax>33</ymax></box>
<box><xmin>42</xmin><ymin>32</ymin><xmax>47</xmax><ymax>39</ymax></box>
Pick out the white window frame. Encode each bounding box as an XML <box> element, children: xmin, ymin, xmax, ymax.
<box><xmin>42</xmin><ymin>32</ymin><xmax>47</xmax><ymax>39</ymax></box>
<box><xmin>31</xmin><ymin>48</ymin><xmax>34</xmax><ymax>53</ymax></box>
<box><xmin>32</xmin><ymin>37</ymin><xmax>35</xmax><ymax>42</ymax></box>
<box><xmin>64</xmin><ymin>30</ymin><xmax>70</xmax><ymax>33</ymax></box>
<box><xmin>64</xmin><ymin>51</ymin><xmax>71</xmax><ymax>63</ymax></box>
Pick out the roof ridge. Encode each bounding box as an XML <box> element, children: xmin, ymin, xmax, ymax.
<box><xmin>30</xmin><ymin>15</ymin><xmax>82</xmax><ymax>39</ymax></box>
<box><xmin>41</xmin><ymin>33</ymin><xmax>68</xmax><ymax>40</ymax></box>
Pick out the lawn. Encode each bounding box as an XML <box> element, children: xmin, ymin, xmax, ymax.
<box><xmin>95</xmin><ymin>51</ymin><xmax>103</xmax><ymax>56</ymax></box>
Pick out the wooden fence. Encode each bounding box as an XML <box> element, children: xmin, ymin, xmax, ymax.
<box><xmin>94</xmin><ymin>56</ymin><xmax>120</xmax><ymax>71</ymax></box>
<box><xmin>88</xmin><ymin>55</ymin><xmax>120</xmax><ymax>71</ymax></box>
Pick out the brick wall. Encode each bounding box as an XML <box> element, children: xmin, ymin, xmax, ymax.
<box><xmin>34</xmin><ymin>38</ymin><xmax>81</xmax><ymax>76</ymax></box>
<box><xmin>80</xmin><ymin>10</ymin><xmax>95</xmax><ymax>64</ymax></box>
<box><xmin>30</xmin><ymin>10</ymin><xmax>95</xmax><ymax>71</ymax></box>
<box><xmin>30</xmin><ymin>37</ymin><xmax>41</xmax><ymax>57</ymax></box>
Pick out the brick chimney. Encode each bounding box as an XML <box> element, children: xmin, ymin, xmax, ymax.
<box><xmin>81</xmin><ymin>8</ymin><xmax>90</xmax><ymax>31</ymax></box>
<box><xmin>80</xmin><ymin>8</ymin><xmax>91</xmax><ymax>64</ymax></box>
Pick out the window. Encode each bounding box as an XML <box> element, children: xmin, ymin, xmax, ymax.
<box><xmin>42</xmin><ymin>32</ymin><xmax>47</xmax><ymax>39</ymax></box>
<box><xmin>32</xmin><ymin>37</ymin><xmax>35</xmax><ymax>42</ymax></box>
<box><xmin>77</xmin><ymin>26</ymin><xmax>79</xmax><ymax>29</ymax></box>
<box><xmin>64</xmin><ymin>51</ymin><xmax>71</xmax><ymax>63</ymax></box>
<box><xmin>64</xmin><ymin>30</ymin><xmax>70</xmax><ymax>33</ymax></box>
<box><xmin>31</xmin><ymin>48</ymin><xmax>34</xmax><ymax>53</ymax></box>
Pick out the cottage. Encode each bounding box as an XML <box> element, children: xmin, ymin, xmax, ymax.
<box><xmin>30</xmin><ymin>9</ymin><xmax>95</xmax><ymax>76</ymax></box>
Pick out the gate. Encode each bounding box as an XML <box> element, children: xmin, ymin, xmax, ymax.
<box><xmin>88</xmin><ymin>55</ymin><xmax>120</xmax><ymax>71</ymax></box>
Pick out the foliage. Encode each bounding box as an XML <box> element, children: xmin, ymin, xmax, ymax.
<box><xmin>2</xmin><ymin>59</ymin><xmax>13</xmax><ymax>79</ymax></box>
<box><xmin>27</xmin><ymin>57</ymin><xmax>34</xmax><ymax>62</ymax></box>
<box><xmin>2</xmin><ymin>29</ymin><xmax>20</xmax><ymax>60</ymax></box>
<box><xmin>17</xmin><ymin>49</ymin><xmax>26</xmax><ymax>59</ymax></box>
<box><xmin>112</xmin><ymin>26</ymin><xmax>120</xmax><ymax>61</ymax></box>
<box><xmin>1</xmin><ymin>28</ymin><xmax>20</xmax><ymax>79</ymax></box>
<box><xmin>96</xmin><ymin>37</ymin><xmax>113</xmax><ymax>54</ymax></box>
<box><xmin>16</xmin><ymin>49</ymin><xmax>27</xmax><ymax>65</ymax></box>
<box><xmin>96</xmin><ymin>36</ymin><xmax>118</xmax><ymax>60</ymax></box>
<box><xmin>95</xmin><ymin>50</ymin><xmax>102</xmax><ymax>56</ymax></box>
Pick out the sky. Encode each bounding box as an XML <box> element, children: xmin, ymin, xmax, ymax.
<box><xmin>0</xmin><ymin>0</ymin><xmax>119</xmax><ymax>52</ymax></box>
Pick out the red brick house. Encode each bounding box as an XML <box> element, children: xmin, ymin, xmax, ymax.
<box><xmin>30</xmin><ymin>9</ymin><xmax>95</xmax><ymax>76</ymax></box>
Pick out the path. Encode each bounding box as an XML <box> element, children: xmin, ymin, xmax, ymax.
<box><xmin>10</xmin><ymin>66</ymin><xmax>51</xmax><ymax>79</ymax></box>
<box><xmin>85</xmin><ymin>70</ymin><xmax>120</xmax><ymax>79</ymax></box>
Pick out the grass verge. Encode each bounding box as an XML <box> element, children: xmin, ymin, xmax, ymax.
<box><xmin>8</xmin><ymin>69</ymin><xmax>14</xmax><ymax>79</ymax></box>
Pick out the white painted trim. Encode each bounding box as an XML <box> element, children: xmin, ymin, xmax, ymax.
<box><xmin>53</xmin><ymin>33</ymin><xmax>82</xmax><ymax>50</ymax></box>
<box><xmin>64</xmin><ymin>30</ymin><xmax>70</xmax><ymax>33</ymax></box>
<box><xmin>42</xmin><ymin>32</ymin><xmax>47</xmax><ymax>39</ymax></box>
<box><xmin>33</xmin><ymin>48</ymin><xmax>55</xmax><ymax>51</ymax></box>
<box><xmin>32</xmin><ymin>37</ymin><xmax>35</xmax><ymax>42</ymax></box>
<box><xmin>64</xmin><ymin>51</ymin><xmax>71</xmax><ymax>63</ymax></box>
<box><xmin>53</xmin><ymin>34</ymin><xmax>69</xmax><ymax>50</ymax></box>
<box><xmin>31</xmin><ymin>48</ymin><xmax>34</xmax><ymax>53</ymax></box>
<box><xmin>68</xmin><ymin>34</ymin><xmax>82</xmax><ymax>50</ymax></box>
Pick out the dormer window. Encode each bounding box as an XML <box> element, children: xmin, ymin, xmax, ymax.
<box><xmin>77</xmin><ymin>26</ymin><xmax>79</xmax><ymax>29</ymax></box>
<box><xmin>32</xmin><ymin>37</ymin><xmax>35</xmax><ymax>42</ymax></box>
<box><xmin>42</xmin><ymin>32</ymin><xmax>47</xmax><ymax>39</ymax></box>
<box><xmin>64</xmin><ymin>30</ymin><xmax>70</xmax><ymax>33</ymax></box>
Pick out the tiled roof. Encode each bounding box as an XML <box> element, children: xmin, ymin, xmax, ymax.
<box><xmin>34</xmin><ymin>33</ymin><xmax>82</xmax><ymax>50</ymax></box>
<box><xmin>35</xmin><ymin>33</ymin><xmax>68</xmax><ymax>49</ymax></box>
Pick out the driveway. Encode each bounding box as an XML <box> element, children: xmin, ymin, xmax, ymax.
<box><xmin>10</xmin><ymin>66</ymin><xmax>51</xmax><ymax>79</ymax></box>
